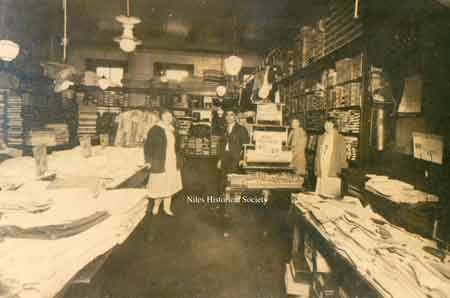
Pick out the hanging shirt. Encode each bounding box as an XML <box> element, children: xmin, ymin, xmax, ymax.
<box><xmin>225</xmin><ymin>123</ymin><xmax>235</xmax><ymax>152</ymax></box>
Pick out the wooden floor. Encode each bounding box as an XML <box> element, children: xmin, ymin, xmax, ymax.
<box><xmin>71</xmin><ymin>158</ymin><xmax>293</xmax><ymax>298</ymax></box>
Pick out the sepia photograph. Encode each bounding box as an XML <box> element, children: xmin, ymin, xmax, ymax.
<box><xmin>0</xmin><ymin>0</ymin><xmax>449</xmax><ymax>297</ymax></box>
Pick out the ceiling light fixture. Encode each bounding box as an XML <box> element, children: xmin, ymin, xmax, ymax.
<box><xmin>114</xmin><ymin>0</ymin><xmax>142</xmax><ymax>53</ymax></box>
<box><xmin>216</xmin><ymin>85</ymin><xmax>227</xmax><ymax>97</ymax></box>
<box><xmin>0</xmin><ymin>2</ymin><xmax>20</xmax><ymax>62</ymax></box>
<box><xmin>98</xmin><ymin>76</ymin><xmax>110</xmax><ymax>90</ymax></box>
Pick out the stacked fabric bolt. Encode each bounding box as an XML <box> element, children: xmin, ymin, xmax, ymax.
<box><xmin>77</xmin><ymin>104</ymin><xmax>97</xmax><ymax>138</ymax></box>
<box><xmin>364</xmin><ymin>175</ymin><xmax>439</xmax><ymax>204</ymax></box>
<box><xmin>0</xmin><ymin>189</ymin><xmax>148</xmax><ymax>298</ymax></box>
<box><xmin>177</xmin><ymin>117</ymin><xmax>193</xmax><ymax>136</ymax></box>
<box><xmin>210</xmin><ymin>136</ymin><xmax>221</xmax><ymax>156</ymax></box>
<box><xmin>0</xmin><ymin>92</ymin><xmax>5</xmax><ymax>147</ymax></box>
<box><xmin>328</xmin><ymin>110</ymin><xmax>361</xmax><ymax>134</ymax></box>
<box><xmin>203</xmin><ymin>69</ymin><xmax>225</xmax><ymax>83</ymax></box>
<box><xmin>350</xmin><ymin>82</ymin><xmax>362</xmax><ymax>106</ymax></box>
<box><xmin>186</xmin><ymin>137</ymin><xmax>211</xmax><ymax>156</ymax></box>
<box><xmin>6</xmin><ymin>94</ymin><xmax>24</xmax><ymax>146</ymax></box>
<box><xmin>306</xmin><ymin>111</ymin><xmax>325</xmax><ymax>131</ymax></box>
<box><xmin>0</xmin><ymin>191</ymin><xmax>53</xmax><ymax>214</ymax></box>
<box><xmin>229</xmin><ymin>172</ymin><xmax>304</xmax><ymax>189</ymax></box>
<box><xmin>24</xmin><ymin>129</ymin><xmax>57</xmax><ymax>146</ymax></box>
<box><xmin>45</xmin><ymin>123</ymin><xmax>70</xmax><ymax>145</ymax></box>
<box><xmin>343</xmin><ymin>136</ymin><xmax>359</xmax><ymax>161</ymax></box>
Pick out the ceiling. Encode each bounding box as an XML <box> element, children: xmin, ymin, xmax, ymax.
<box><xmin>2</xmin><ymin>0</ymin><xmax>329</xmax><ymax>56</ymax></box>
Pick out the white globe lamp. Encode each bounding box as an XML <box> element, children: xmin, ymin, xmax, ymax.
<box><xmin>224</xmin><ymin>55</ymin><xmax>243</xmax><ymax>76</ymax></box>
<box><xmin>98</xmin><ymin>76</ymin><xmax>110</xmax><ymax>90</ymax></box>
<box><xmin>0</xmin><ymin>40</ymin><xmax>20</xmax><ymax>62</ymax></box>
<box><xmin>216</xmin><ymin>85</ymin><xmax>227</xmax><ymax>97</ymax></box>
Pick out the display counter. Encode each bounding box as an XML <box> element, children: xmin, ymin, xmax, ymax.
<box><xmin>291</xmin><ymin>193</ymin><xmax>450</xmax><ymax>298</ymax></box>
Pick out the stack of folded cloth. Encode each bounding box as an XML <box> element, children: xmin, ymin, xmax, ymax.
<box><xmin>203</xmin><ymin>69</ymin><xmax>225</xmax><ymax>83</ymax></box>
<box><xmin>24</xmin><ymin>129</ymin><xmax>57</xmax><ymax>146</ymax></box>
<box><xmin>365</xmin><ymin>175</ymin><xmax>439</xmax><ymax>204</ymax></box>
<box><xmin>78</xmin><ymin>104</ymin><xmax>97</xmax><ymax>138</ymax></box>
<box><xmin>45</xmin><ymin>123</ymin><xmax>70</xmax><ymax>145</ymax></box>
<box><xmin>0</xmin><ymin>92</ymin><xmax>5</xmax><ymax>147</ymax></box>
<box><xmin>6</xmin><ymin>94</ymin><xmax>24</xmax><ymax>146</ymax></box>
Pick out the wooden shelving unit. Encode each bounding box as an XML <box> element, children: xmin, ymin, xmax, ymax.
<box><xmin>275</xmin><ymin>0</ymin><xmax>370</xmax><ymax>167</ymax></box>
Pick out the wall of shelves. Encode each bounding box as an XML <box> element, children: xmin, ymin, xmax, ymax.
<box><xmin>273</xmin><ymin>0</ymin><xmax>369</xmax><ymax>166</ymax></box>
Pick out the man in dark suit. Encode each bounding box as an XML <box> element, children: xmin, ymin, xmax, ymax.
<box><xmin>217</xmin><ymin>108</ymin><xmax>250</xmax><ymax>237</ymax></box>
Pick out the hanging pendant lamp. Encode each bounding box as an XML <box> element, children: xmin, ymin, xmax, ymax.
<box><xmin>54</xmin><ymin>0</ymin><xmax>74</xmax><ymax>93</ymax></box>
<box><xmin>216</xmin><ymin>85</ymin><xmax>227</xmax><ymax>97</ymax></box>
<box><xmin>98</xmin><ymin>76</ymin><xmax>110</xmax><ymax>90</ymax></box>
<box><xmin>114</xmin><ymin>0</ymin><xmax>142</xmax><ymax>53</ymax></box>
<box><xmin>0</xmin><ymin>2</ymin><xmax>20</xmax><ymax>62</ymax></box>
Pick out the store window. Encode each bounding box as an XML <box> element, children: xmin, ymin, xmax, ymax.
<box><xmin>85</xmin><ymin>58</ymin><xmax>127</xmax><ymax>87</ymax></box>
<box><xmin>96</xmin><ymin>66</ymin><xmax>124</xmax><ymax>87</ymax></box>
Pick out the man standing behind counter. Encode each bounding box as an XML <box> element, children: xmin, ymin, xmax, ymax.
<box><xmin>217</xmin><ymin>108</ymin><xmax>250</xmax><ymax>237</ymax></box>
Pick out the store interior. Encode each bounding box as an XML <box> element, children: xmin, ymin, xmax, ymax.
<box><xmin>0</xmin><ymin>0</ymin><xmax>450</xmax><ymax>298</ymax></box>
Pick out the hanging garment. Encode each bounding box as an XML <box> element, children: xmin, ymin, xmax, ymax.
<box><xmin>288</xmin><ymin>127</ymin><xmax>308</xmax><ymax>175</ymax></box>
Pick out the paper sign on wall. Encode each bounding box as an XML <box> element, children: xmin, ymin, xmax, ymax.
<box><xmin>412</xmin><ymin>132</ymin><xmax>443</xmax><ymax>164</ymax></box>
<box><xmin>398</xmin><ymin>75</ymin><xmax>423</xmax><ymax>113</ymax></box>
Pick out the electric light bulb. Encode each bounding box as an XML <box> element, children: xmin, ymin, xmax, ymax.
<box><xmin>119</xmin><ymin>38</ymin><xmax>137</xmax><ymax>53</ymax></box>
<box><xmin>216</xmin><ymin>85</ymin><xmax>227</xmax><ymax>97</ymax></box>
<box><xmin>0</xmin><ymin>40</ymin><xmax>20</xmax><ymax>62</ymax></box>
<box><xmin>98</xmin><ymin>77</ymin><xmax>110</xmax><ymax>90</ymax></box>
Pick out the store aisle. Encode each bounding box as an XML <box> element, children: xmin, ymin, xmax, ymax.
<box><xmin>84</xmin><ymin>192</ymin><xmax>292</xmax><ymax>298</ymax></box>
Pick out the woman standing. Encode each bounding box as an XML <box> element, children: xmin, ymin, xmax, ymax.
<box><xmin>314</xmin><ymin>117</ymin><xmax>348</xmax><ymax>198</ymax></box>
<box><xmin>288</xmin><ymin>117</ymin><xmax>308</xmax><ymax>176</ymax></box>
<box><xmin>144</xmin><ymin>109</ymin><xmax>183</xmax><ymax>216</ymax></box>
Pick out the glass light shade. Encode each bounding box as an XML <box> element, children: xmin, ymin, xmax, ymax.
<box><xmin>119</xmin><ymin>38</ymin><xmax>137</xmax><ymax>53</ymax></box>
<box><xmin>98</xmin><ymin>77</ymin><xmax>110</xmax><ymax>90</ymax></box>
<box><xmin>224</xmin><ymin>55</ymin><xmax>243</xmax><ymax>76</ymax></box>
<box><xmin>216</xmin><ymin>85</ymin><xmax>227</xmax><ymax>97</ymax></box>
<box><xmin>0</xmin><ymin>40</ymin><xmax>20</xmax><ymax>62</ymax></box>
<box><xmin>160</xmin><ymin>75</ymin><xmax>168</xmax><ymax>83</ymax></box>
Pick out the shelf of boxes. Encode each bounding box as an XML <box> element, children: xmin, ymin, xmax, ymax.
<box><xmin>6</xmin><ymin>94</ymin><xmax>24</xmax><ymax>146</ymax></box>
<box><xmin>0</xmin><ymin>92</ymin><xmax>5</xmax><ymax>148</ymax></box>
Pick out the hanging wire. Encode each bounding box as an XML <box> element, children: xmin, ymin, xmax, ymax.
<box><xmin>127</xmin><ymin>0</ymin><xmax>131</xmax><ymax>17</ymax></box>
<box><xmin>354</xmin><ymin>0</ymin><xmax>360</xmax><ymax>19</ymax></box>
<box><xmin>62</xmin><ymin>0</ymin><xmax>68</xmax><ymax>63</ymax></box>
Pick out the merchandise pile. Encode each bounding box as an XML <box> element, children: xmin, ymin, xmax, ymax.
<box><xmin>0</xmin><ymin>189</ymin><xmax>148</xmax><ymax>298</ymax></box>
<box><xmin>115</xmin><ymin>110</ymin><xmax>159</xmax><ymax>146</ymax></box>
<box><xmin>294</xmin><ymin>193</ymin><xmax>450</xmax><ymax>298</ymax></box>
<box><xmin>6</xmin><ymin>94</ymin><xmax>24</xmax><ymax>146</ymax></box>
<box><xmin>343</xmin><ymin>136</ymin><xmax>359</xmax><ymax>161</ymax></box>
<box><xmin>186</xmin><ymin>137</ymin><xmax>211</xmax><ymax>156</ymax></box>
<box><xmin>24</xmin><ymin>129</ymin><xmax>57</xmax><ymax>146</ymax></box>
<box><xmin>45</xmin><ymin>123</ymin><xmax>70</xmax><ymax>145</ymax></box>
<box><xmin>364</xmin><ymin>175</ymin><xmax>439</xmax><ymax>204</ymax></box>
<box><xmin>329</xmin><ymin>109</ymin><xmax>361</xmax><ymax>134</ymax></box>
<box><xmin>77</xmin><ymin>104</ymin><xmax>97</xmax><ymax>139</ymax></box>
<box><xmin>229</xmin><ymin>172</ymin><xmax>304</xmax><ymax>189</ymax></box>
<box><xmin>0</xmin><ymin>92</ymin><xmax>5</xmax><ymax>147</ymax></box>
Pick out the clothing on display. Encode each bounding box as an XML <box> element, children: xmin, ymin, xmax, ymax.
<box><xmin>115</xmin><ymin>110</ymin><xmax>159</xmax><ymax>147</ymax></box>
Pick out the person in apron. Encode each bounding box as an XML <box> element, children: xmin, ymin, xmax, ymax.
<box><xmin>315</xmin><ymin>117</ymin><xmax>348</xmax><ymax>198</ymax></box>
